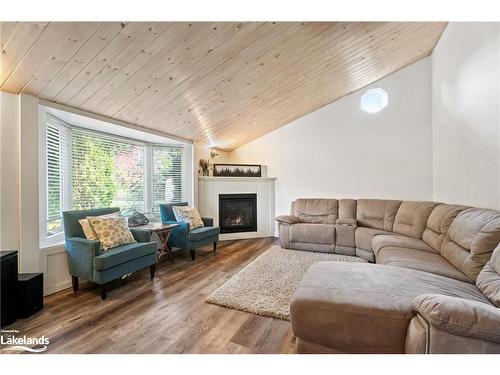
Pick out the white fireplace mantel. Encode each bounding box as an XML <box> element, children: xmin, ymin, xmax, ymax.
<box><xmin>198</xmin><ymin>176</ymin><xmax>276</xmax><ymax>240</ymax></box>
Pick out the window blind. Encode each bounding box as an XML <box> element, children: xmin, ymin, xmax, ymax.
<box><xmin>152</xmin><ymin>145</ymin><xmax>183</xmax><ymax>214</ymax></box>
<box><xmin>46</xmin><ymin>124</ymin><xmax>64</xmax><ymax>235</ymax></box>
<box><xmin>71</xmin><ymin>128</ymin><xmax>146</xmax><ymax>214</ymax></box>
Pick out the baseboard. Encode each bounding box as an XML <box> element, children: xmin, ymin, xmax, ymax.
<box><xmin>44</xmin><ymin>280</ymin><xmax>72</xmax><ymax>296</ymax></box>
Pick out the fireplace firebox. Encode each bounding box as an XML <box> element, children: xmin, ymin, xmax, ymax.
<box><xmin>218</xmin><ymin>194</ymin><xmax>257</xmax><ymax>234</ymax></box>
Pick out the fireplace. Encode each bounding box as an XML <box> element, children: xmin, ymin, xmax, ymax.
<box><xmin>219</xmin><ymin>194</ymin><xmax>257</xmax><ymax>234</ymax></box>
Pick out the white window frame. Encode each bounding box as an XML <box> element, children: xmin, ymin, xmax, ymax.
<box><xmin>39</xmin><ymin>115</ymin><xmax>73</xmax><ymax>247</ymax></box>
<box><xmin>39</xmin><ymin>112</ymin><xmax>185</xmax><ymax>247</ymax></box>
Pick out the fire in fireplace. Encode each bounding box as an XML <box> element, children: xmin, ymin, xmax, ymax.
<box><xmin>219</xmin><ymin>194</ymin><xmax>257</xmax><ymax>234</ymax></box>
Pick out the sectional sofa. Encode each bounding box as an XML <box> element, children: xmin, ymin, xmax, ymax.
<box><xmin>275</xmin><ymin>198</ymin><xmax>500</xmax><ymax>354</ymax></box>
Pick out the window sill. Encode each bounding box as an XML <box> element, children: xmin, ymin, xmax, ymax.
<box><xmin>40</xmin><ymin>241</ymin><xmax>66</xmax><ymax>256</ymax></box>
<box><xmin>40</xmin><ymin>234</ymin><xmax>65</xmax><ymax>253</ymax></box>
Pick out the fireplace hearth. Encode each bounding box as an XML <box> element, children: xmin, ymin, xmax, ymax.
<box><xmin>219</xmin><ymin>194</ymin><xmax>257</xmax><ymax>234</ymax></box>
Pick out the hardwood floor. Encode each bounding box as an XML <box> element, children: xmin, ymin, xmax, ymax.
<box><xmin>6</xmin><ymin>237</ymin><xmax>296</xmax><ymax>354</ymax></box>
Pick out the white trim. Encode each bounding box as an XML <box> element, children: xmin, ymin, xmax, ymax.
<box><xmin>40</xmin><ymin>242</ymin><xmax>66</xmax><ymax>254</ymax></box>
<box><xmin>45</xmin><ymin>280</ymin><xmax>72</xmax><ymax>296</ymax></box>
<box><xmin>198</xmin><ymin>176</ymin><xmax>277</xmax><ymax>181</ymax></box>
<box><xmin>38</xmin><ymin>106</ymin><xmax>48</xmax><ymax>248</ymax></box>
<box><xmin>144</xmin><ymin>144</ymin><xmax>153</xmax><ymax>213</ymax></box>
<box><xmin>38</xmin><ymin>99</ymin><xmax>193</xmax><ymax>145</ymax></box>
<box><xmin>181</xmin><ymin>146</ymin><xmax>186</xmax><ymax>202</ymax></box>
<box><xmin>41</xmin><ymin>232</ymin><xmax>65</xmax><ymax>248</ymax></box>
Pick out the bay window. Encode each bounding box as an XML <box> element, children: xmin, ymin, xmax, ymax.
<box><xmin>43</xmin><ymin>115</ymin><xmax>184</xmax><ymax>241</ymax></box>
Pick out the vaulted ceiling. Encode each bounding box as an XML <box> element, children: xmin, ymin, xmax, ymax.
<box><xmin>1</xmin><ymin>22</ymin><xmax>446</xmax><ymax>150</ymax></box>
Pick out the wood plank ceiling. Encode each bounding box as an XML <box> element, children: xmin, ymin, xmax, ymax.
<box><xmin>1</xmin><ymin>22</ymin><xmax>446</xmax><ymax>150</ymax></box>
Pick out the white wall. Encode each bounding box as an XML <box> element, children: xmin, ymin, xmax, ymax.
<box><xmin>432</xmin><ymin>23</ymin><xmax>500</xmax><ymax>209</ymax></box>
<box><xmin>229</xmin><ymin>58</ymin><xmax>434</xmax><ymax>216</ymax></box>
<box><xmin>0</xmin><ymin>91</ymin><xmax>21</xmax><ymax>252</ymax></box>
<box><xmin>193</xmin><ymin>143</ymin><xmax>230</xmax><ymax>207</ymax></box>
<box><xmin>1</xmin><ymin>92</ymin><xmax>66</xmax><ymax>294</ymax></box>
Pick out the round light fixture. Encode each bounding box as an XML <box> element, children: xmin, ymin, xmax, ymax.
<box><xmin>360</xmin><ymin>88</ymin><xmax>388</xmax><ymax>114</ymax></box>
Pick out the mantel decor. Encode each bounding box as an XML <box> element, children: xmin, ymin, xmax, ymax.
<box><xmin>213</xmin><ymin>163</ymin><xmax>261</xmax><ymax>177</ymax></box>
<box><xmin>199</xmin><ymin>159</ymin><xmax>210</xmax><ymax>176</ymax></box>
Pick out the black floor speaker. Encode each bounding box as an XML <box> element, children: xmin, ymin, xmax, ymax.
<box><xmin>17</xmin><ymin>273</ymin><xmax>44</xmax><ymax>319</ymax></box>
<box><xmin>1</xmin><ymin>250</ymin><xmax>18</xmax><ymax>327</ymax></box>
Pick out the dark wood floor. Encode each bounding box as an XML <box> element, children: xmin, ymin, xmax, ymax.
<box><xmin>6</xmin><ymin>237</ymin><xmax>297</xmax><ymax>354</ymax></box>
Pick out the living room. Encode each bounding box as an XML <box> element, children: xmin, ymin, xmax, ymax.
<box><xmin>1</xmin><ymin>0</ymin><xmax>500</xmax><ymax>372</ymax></box>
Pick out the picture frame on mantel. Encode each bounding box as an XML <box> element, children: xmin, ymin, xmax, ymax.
<box><xmin>213</xmin><ymin>164</ymin><xmax>262</xmax><ymax>177</ymax></box>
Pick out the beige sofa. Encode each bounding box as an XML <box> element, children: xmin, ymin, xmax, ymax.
<box><xmin>276</xmin><ymin>198</ymin><xmax>500</xmax><ymax>353</ymax></box>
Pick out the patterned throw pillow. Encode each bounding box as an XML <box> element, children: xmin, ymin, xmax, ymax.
<box><xmin>87</xmin><ymin>216</ymin><xmax>136</xmax><ymax>250</ymax></box>
<box><xmin>172</xmin><ymin>206</ymin><xmax>204</xmax><ymax>229</ymax></box>
<box><xmin>79</xmin><ymin>211</ymin><xmax>121</xmax><ymax>240</ymax></box>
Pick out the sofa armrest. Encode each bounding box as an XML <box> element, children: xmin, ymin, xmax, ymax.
<box><xmin>202</xmin><ymin>217</ymin><xmax>214</xmax><ymax>227</ymax></box>
<box><xmin>129</xmin><ymin>228</ymin><xmax>152</xmax><ymax>242</ymax></box>
<box><xmin>276</xmin><ymin>215</ymin><xmax>301</xmax><ymax>225</ymax></box>
<box><xmin>336</xmin><ymin>218</ymin><xmax>357</xmax><ymax>226</ymax></box>
<box><xmin>65</xmin><ymin>237</ymin><xmax>101</xmax><ymax>280</ymax></box>
<box><xmin>412</xmin><ymin>294</ymin><xmax>500</xmax><ymax>344</ymax></box>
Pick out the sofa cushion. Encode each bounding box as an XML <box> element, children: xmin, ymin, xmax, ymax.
<box><xmin>292</xmin><ymin>198</ymin><xmax>338</xmax><ymax>224</ymax></box>
<box><xmin>393</xmin><ymin>201</ymin><xmax>439</xmax><ymax>239</ymax></box>
<box><xmin>377</xmin><ymin>247</ymin><xmax>472</xmax><ymax>283</ymax></box>
<box><xmin>356</xmin><ymin>199</ymin><xmax>402</xmax><ymax>231</ymax></box>
<box><xmin>338</xmin><ymin>199</ymin><xmax>357</xmax><ymax>221</ymax></box>
<box><xmin>188</xmin><ymin>226</ymin><xmax>220</xmax><ymax>242</ymax></box>
<box><xmin>355</xmin><ymin>227</ymin><xmax>393</xmax><ymax>252</ymax></box>
<box><xmin>422</xmin><ymin>204</ymin><xmax>468</xmax><ymax>251</ymax></box>
<box><xmin>372</xmin><ymin>234</ymin><xmax>437</xmax><ymax>257</ymax></box>
<box><xmin>355</xmin><ymin>227</ymin><xmax>394</xmax><ymax>261</ymax></box>
<box><xmin>441</xmin><ymin>208</ymin><xmax>500</xmax><ymax>281</ymax></box>
<box><xmin>290</xmin><ymin>262</ymin><xmax>490</xmax><ymax>354</ymax></box>
<box><xmin>477</xmin><ymin>244</ymin><xmax>500</xmax><ymax>307</ymax></box>
<box><xmin>79</xmin><ymin>210</ymin><xmax>121</xmax><ymax>240</ymax></box>
<box><xmin>94</xmin><ymin>242</ymin><xmax>157</xmax><ymax>271</ymax></box>
<box><xmin>289</xmin><ymin>223</ymin><xmax>335</xmax><ymax>245</ymax></box>
<box><xmin>173</xmin><ymin>205</ymin><xmax>204</xmax><ymax>229</ymax></box>
<box><xmin>87</xmin><ymin>216</ymin><xmax>136</xmax><ymax>250</ymax></box>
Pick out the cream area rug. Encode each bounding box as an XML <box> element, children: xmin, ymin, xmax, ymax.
<box><xmin>206</xmin><ymin>245</ymin><xmax>367</xmax><ymax>320</ymax></box>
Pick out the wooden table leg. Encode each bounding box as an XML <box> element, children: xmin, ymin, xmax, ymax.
<box><xmin>164</xmin><ymin>231</ymin><xmax>175</xmax><ymax>263</ymax></box>
<box><xmin>158</xmin><ymin>231</ymin><xmax>175</xmax><ymax>263</ymax></box>
<box><xmin>157</xmin><ymin>232</ymin><xmax>165</xmax><ymax>259</ymax></box>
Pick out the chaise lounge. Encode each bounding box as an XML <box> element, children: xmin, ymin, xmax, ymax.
<box><xmin>276</xmin><ymin>198</ymin><xmax>500</xmax><ymax>353</ymax></box>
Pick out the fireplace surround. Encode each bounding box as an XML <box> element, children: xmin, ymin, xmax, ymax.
<box><xmin>197</xmin><ymin>176</ymin><xmax>276</xmax><ymax>240</ymax></box>
<box><xmin>219</xmin><ymin>194</ymin><xmax>257</xmax><ymax>234</ymax></box>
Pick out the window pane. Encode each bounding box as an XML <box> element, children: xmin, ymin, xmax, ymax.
<box><xmin>71</xmin><ymin>130</ymin><xmax>145</xmax><ymax>214</ymax></box>
<box><xmin>46</xmin><ymin>124</ymin><xmax>63</xmax><ymax>236</ymax></box>
<box><xmin>44</xmin><ymin>117</ymin><xmax>185</xmax><ymax>243</ymax></box>
<box><xmin>152</xmin><ymin>146</ymin><xmax>183</xmax><ymax>214</ymax></box>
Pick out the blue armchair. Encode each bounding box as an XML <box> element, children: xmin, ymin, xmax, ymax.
<box><xmin>159</xmin><ymin>202</ymin><xmax>220</xmax><ymax>260</ymax></box>
<box><xmin>63</xmin><ymin>207</ymin><xmax>158</xmax><ymax>300</ymax></box>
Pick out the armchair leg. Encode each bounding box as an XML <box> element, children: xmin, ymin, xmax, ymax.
<box><xmin>71</xmin><ymin>276</ymin><xmax>79</xmax><ymax>292</ymax></box>
<box><xmin>190</xmin><ymin>249</ymin><xmax>196</xmax><ymax>261</ymax></box>
<box><xmin>101</xmin><ymin>283</ymin><xmax>107</xmax><ymax>300</ymax></box>
<box><xmin>213</xmin><ymin>242</ymin><xmax>217</xmax><ymax>253</ymax></box>
<box><xmin>150</xmin><ymin>264</ymin><xmax>156</xmax><ymax>279</ymax></box>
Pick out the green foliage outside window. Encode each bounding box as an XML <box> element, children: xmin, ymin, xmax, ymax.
<box><xmin>72</xmin><ymin>133</ymin><xmax>116</xmax><ymax>210</ymax></box>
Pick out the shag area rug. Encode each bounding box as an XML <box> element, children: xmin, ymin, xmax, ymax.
<box><xmin>206</xmin><ymin>245</ymin><xmax>367</xmax><ymax>320</ymax></box>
